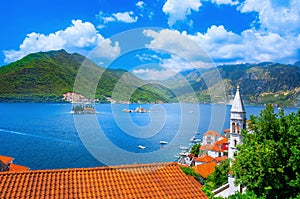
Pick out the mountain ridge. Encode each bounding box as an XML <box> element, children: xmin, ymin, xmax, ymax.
<box><xmin>0</xmin><ymin>49</ymin><xmax>175</xmax><ymax>103</ymax></box>
<box><xmin>0</xmin><ymin>50</ymin><xmax>299</xmax><ymax>107</ymax></box>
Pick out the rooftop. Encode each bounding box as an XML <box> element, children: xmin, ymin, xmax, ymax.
<box><xmin>0</xmin><ymin>162</ymin><xmax>208</xmax><ymax>199</ymax></box>
<box><xmin>8</xmin><ymin>164</ymin><xmax>29</xmax><ymax>172</ymax></box>
<box><xmin>0</xmin><ymin>155</ymin><xmax>13</xmax><ymax>165</ymax></box>
<box><xmin>194</xmin><ymin>155</ymin><xmax>215</xmax><ymax>163</ymax></box>
<box><xmin>231</xmin><ymin>85</ymin><xmax>245</xmax><ymax>113</ymax></box>
<box><xmin>200</xmin><ymin>144</ymin><xmax>224</xmax><ymax>152</ymax></box>
<box><xmin>193</xmin><ymin>161</ymin><xmax>217</xmax><ymax>178</ymax></box>
<box><xmin>203</xmin><ymin>130</ymin><xmax>221</xmax><ymax>137</ymax></box>
<box><xmin>215</xmin><ymin>138</ymin><xmax>228</xmax><ymax>146</ymax></box>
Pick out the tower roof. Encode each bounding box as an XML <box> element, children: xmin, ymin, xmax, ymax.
<box><xmin>231</xmin><ymin>85</ymin><xmax>245</xmax><ymax>113</ymax></box>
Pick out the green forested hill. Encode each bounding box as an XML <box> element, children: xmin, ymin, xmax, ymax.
<box><xmin>0</xmin><ymin>50</ymin><xmax>175</xmax><ymax>103</ymax></box>
<box><xmin>176</xmin><ymin>62</ymin><xmax>300</xmax><ymax>106</ymax></box>
<box><xmin>1</xmin><ymin>49</ymin><xmax>299</xmax><ymax>106</ymax></box>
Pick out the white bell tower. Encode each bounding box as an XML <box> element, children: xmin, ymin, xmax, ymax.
<box><xmin>228</xmin><ymin>85</ymin><xmax>246</xmax><ymax>194</ymax></box>
<box><xmin>228</xmin><ymin>85</ymin><xmax>246</xmax><ymax>160</ymax></box>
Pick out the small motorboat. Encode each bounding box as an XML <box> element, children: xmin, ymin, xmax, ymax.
<box><xmin>138</xmin><ymin>145</ymin><xmax>146</xmax><ymax>149</ymax></box>
<box><xmin>159</xmin><ymin>141</ymin><xmax>168</xmax><ymax>144</ymax></box>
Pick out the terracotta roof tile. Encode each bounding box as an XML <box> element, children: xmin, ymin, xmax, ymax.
<box><xmin>193</xmin><ymin>161</ymin><xmax>217</xmax><ymax>178</ymax></box>
<box><xmin>0</xmin><ymin>155</ymin><xmax>13</xmax><ymax>165</ymax></box>
<box><xmin>210</xmin><ymin>144</ymin><xmax>224</xmax><ymax>152</ymax></box>
<box><xmin>200</xmin><ymin>144</ymin><xmax>224</xmax><ymax>152</ymax></box>
<box><xmin>194</xmin><ymin>155</ymin><xmax>215</xmax><ymax>163</ymax></box>
<box><xmin>223</xmin><ymin>128</ymin><xmax>230</xmax><ymax>133</ymax></box>
<box><xmin>8</xmin><ymin>164</ymin><xmax>29</xmax><ymax>172</ymax></box>
<box><xmin>215</xmin><ymin>138</ymin><xmax>228</xmax><ymax>145</ymax></box>
<box><xmin>0</xmin><ymin>162</ymin><xmax>208</xmax><ymax>199</ymax></box>
<box><xmin>203</xmin><ymin>130</ymin><xmax>221</xmax><ymax>137</ymax></box>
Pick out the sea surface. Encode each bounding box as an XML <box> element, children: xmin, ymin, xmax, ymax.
<box><xmin>0</xmin><ymin>103</ymin><xmax>297</xmax><ymax>170</ymax></box>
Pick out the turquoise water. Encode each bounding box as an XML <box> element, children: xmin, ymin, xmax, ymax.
<box><xmin>0</xmin><ymin>103</ymin><xmax>297</xmax><ymax>169</ymax></box>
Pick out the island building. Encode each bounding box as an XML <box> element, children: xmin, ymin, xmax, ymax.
<box><xmin>213</xmin><ymin>85</ymin><xmax>247</xmax><ymax>197</ymax></box>
<box><xmin>0</xmin><ymin>162</ymin><xmax>208</xmax><ymax>198</ymax></box>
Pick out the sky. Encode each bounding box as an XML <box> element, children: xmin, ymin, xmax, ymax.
<box><xmin>1</xmin><ymin>0</ymin><xmax>300</xmax><ymax>80</ymax></box>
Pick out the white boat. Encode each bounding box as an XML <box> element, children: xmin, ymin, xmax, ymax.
<box><xmin>138</xmin><ymin>145</ymin><xmax>146</xmax><ymax>149</ymax></box>
<box><xmin>159</xmin><ymin>141</ymin><xmax>168</xmax><ymax>144</ymax></box>
<box><xmin>179</xmin><ymin>146</ymin><xmax>189</xmax><ymax>150</ymax></box>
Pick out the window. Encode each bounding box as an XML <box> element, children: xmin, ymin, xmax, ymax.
<box><xmin>232</xmin><ymin>123</ymin><xmax>236</xmax><ymax>133</ymax></box>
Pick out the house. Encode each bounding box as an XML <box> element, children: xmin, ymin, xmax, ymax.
<box><xmin>215</xmin><ymin>137</ymin><xmax>229</xmax><ymax>151</ymax></box>
<box><xmin>0</xmin><ymin>155</ymin><xmax>29</xmax><ymax>172</ymax></box>
<box><xmin>202</xmin><ymin>130</ymin><xmax>222</xmax><ymax>145</ymax></box>
<box><xmin>200</xmin><ymin>144</ymin><xmax>225</xmax><ymax>158</ymax></box>
<box><xmin>192</xmin><ymin>154</ymin><xmax>215</xmax><ymax>166</ymax></box>
<box><xmin>193</xmin><ymin>161</ymin><xmax>217</xmax><ymax>184</ymax></box>
<box><xmin>0</xmin><ymin>162</ymin><xmax>208</xmax><ymax>199</ymax></box>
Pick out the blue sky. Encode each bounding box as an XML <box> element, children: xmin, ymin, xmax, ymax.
<box><xmin>1</xmin><ymin>0</ymin><xmax>300</xmax><ymax>80</ymax></box>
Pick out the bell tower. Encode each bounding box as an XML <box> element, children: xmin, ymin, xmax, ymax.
<box><xmin>228</xmin><ymin>85</ymin><xmax>246</xmax><ymax>160</ymax></box>
<box><xmin>228</xmin><ymin>85</ymin><xmax>246</xmax><ymax>194</ymax></box>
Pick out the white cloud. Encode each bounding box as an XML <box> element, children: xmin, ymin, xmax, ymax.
<box><xmin>3</xmin><ymin>20</ymin><xmax>120</xmax><ymax>63</ymax></box>
<box><xmin>136</xmin><ymin>1</ymin><xmax>145</xmax><ymax>9</ymax></box>
<box><xmin>113</xmin><ymin>11</ymin><xmax>138</xmax><ymax>23</ymax></box>
<box><xmin>97</xmin><ymin>11</ymin><xmax>138</xmax><ymax>25</ymax></box>
<box><xmin>162</xmin><ymin>0</ymin><xmax>202</xmax><ymax>26</ymax></box>
<box><xmin>143</xmin><ymin>26</ymin><xmax>300</xmax><ymax>68</ymax></box>
<box><xmin>189</xmin><ymin>26</ymin><xmax>300</xmax><ymax>63</ymax></box>
<box><xmin>133</xmin><ymin>68</ymin><xmax>177</xmax><ymax>80</ymax></box>
<box><xmin>239</xmin><ymin>0</ymin><xmax>300</xmax><ymax>35</ymax></box>
<box><xmin>209</xmin><ymin>0</ymin><xmax>239</xmax><ymax>5</ymax></box>
<box><xmin>143</xmin><ymin>29</ymin><xmax>209</xmax><ymax>62</ymax></box>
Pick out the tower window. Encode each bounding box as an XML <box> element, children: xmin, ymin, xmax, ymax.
<box><xmin>234</xmin><ymin>139</ymin><xmax>237</xmax><ymax>147</ymax></box>
<box><xmin>232</xmin><ymin>123</ymin><xmax>236</xmax><ymax>134</ymax></box>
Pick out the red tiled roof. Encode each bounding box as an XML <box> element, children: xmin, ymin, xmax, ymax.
<box><xmin>214</xmin><ymin>156</ymin><xmax>228</xmax><ymax>163</ymax></box>
<box><xmin>8</xmin><ymin>164</ymin><xmax>29</xmax><ymax>172</ymax></box>
<box><xmin>193</xmin><ymin>161</ymin><xmax>217</xmax><ymax>178</ymax></box>
<box><xmin>0</xmin><ymin>162</ymin><xmax>208</xmax><ymax>199</ymax></box>
<box><xmin>215</xmin><ymin>138</ymin><xmax>228</xmax><ymax>145</ymax></box>
<box><xmin>223</xmin><ymin>128</ymin><xmax>230</xmax><ymax>133</ymax></box>
<box><xmin>209</xmin><ymin>144</ymin><xmax>224</xmax><ymax>152</ymax></box>
<box><xmin>204</xmin><ymin>130</ymin><xmax>221</xmax><ymax>137</ymax></box>
<box><xmin>194</xmin><ymin>155</ymin><xmax>215</xmax><ymax>163</ymax></box>
<box><xmin>200</xmin><ymin>144</ymin><xmax>224</xmax><ymax>152</ymax></box>
<box><xmin>0</xmin><ymin>155</ymin><xmax>13</xmax><ymax>165</ymax></box>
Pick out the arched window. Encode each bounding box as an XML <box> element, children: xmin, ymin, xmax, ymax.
<box><xmin>237</xmin><ymin>124</ymin><xmax>240</xmax><ymax>134</ymax></box>
<box><xmin>232</xmin><ymin>122</ymin><xmax>236</xmax><ymax>134</ymax></box>
<box><xmin>234</xmin><ymin>139</ymin><xmax>237</xmax><ymax>147</ymax></box>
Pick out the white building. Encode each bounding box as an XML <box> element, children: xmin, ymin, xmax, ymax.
<box><xmin>214</xmin><ymin>86</ymin><xmax>246</xmax><ymax>197</ymax></box>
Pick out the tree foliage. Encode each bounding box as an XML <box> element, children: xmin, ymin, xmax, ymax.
<box><xmin>203</xmin><ymin>159</ymin><xmax>230</xmax><ymax>193</ymax></box>
<box><xmin>190</xmin><ymin>143</ymin><xmax>201</xmax><ymax>157</ymax></box>
<box><xmin>232</xmin><ymin>104</ymin><xmax>300</xmax><ymax>198</ymax></box>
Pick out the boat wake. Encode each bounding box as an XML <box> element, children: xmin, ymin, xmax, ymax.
<box><xmin>0</xmin><ymin>128</ymin><xmax>78</xmax><ymax>144</ymax></box>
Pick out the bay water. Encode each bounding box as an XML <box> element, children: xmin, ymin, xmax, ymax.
<box><xmin>0</xmin><ymin>103</ymin><xmax>296</xmax><ymax>169</ymax></box>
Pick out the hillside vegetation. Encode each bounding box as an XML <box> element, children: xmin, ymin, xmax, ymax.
<box><xmin>0</xmin><ymin>50</ymin><xmax>175</xmax><ymax>103</ymax></box>
<box><xmin>172</xmin><ymin>62</ymin><xmax>300</xmax><ymax>107</ymax></box>
<box><xmin>0</xmin><ymin>49</ymin><xmax>299</xmax><ymax>106</ymax></box>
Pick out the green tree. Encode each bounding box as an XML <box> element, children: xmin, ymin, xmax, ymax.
<box><xmin>190</xmin><ymin>143</ymin><xmax>201</xmax><ymax>157</ymax></box>
<box><xmin>232</xmin><ymin>104</ymin><xmax>300</xmax><ymax>198</ymax></box>
<box><xmin>203</xmin><ymin>159</ymin><xmax>230</xmax><ymax>195</ymax></box>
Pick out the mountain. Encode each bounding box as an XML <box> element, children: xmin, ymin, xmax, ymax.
<box><xmin>0</xmin><ymin>50</ymin><xmax>175</xmax><ymax>103</ymax></box>
<box><xmin>1</xmin><ymin>49</ymin><xmax>299</xmax><ymax>106</ymax></box>
<box><xmin>171</xmin><ymin>62</ymin><xmax>300</xmax><ymax>107</ymax></box>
